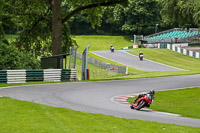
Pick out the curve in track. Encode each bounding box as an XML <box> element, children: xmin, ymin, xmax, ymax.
<box><xmin>0</xmin><ymin>75</ymin><xmax>200</xmax><ymax>127</ymax></box>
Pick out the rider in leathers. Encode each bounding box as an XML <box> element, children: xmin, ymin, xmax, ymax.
<box><xmin>133</xmin><ymin>90</ymin><xmax>155</xmax><ymax>107</ymax></box>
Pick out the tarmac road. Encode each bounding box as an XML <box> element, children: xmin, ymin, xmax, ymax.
<box><xmin>91</xmin><ymin>50</ymin><xmax>183</xmax><ymax>71</ymax></box>
<box><xmin>0</xmin><ymin>74</ymin><xmax>200</xmax><ymax>127</ymax></box>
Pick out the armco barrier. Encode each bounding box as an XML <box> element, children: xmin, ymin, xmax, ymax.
<box><xmin>0</xmin><ymin>70</ymin><xmax>7</xmax><ymax>83</ymax></box>
<box><xmin>76</xmin><ymin>52</ymin><xmax>128</xmax><ymax>75</ymax></box>
<box><xmin>0</xmin><ymin>69</ymin><xmax>77</xmax><ymax>84</ymax></box>
<box><xmin>167</xmin><ymin>44</ymin><xmax>200</xmax><ymax>59</ymax></box>
<box><xmin>26</xmin><ymin>69</ymin><xmax>44</xmax><ymax>82</ymax></box>
<box><xmin>44</xmin><ymin>69</ymin><xmax>61</xmax><ymax>82</ymax></box>
<box><xmin>7</xmin><ymin>70</ymin><xmax>26</xmax><ymax>83</ymax></box>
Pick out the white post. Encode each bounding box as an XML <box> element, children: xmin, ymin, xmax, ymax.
<box><xmin>189</xmin><ymin>51</ymin><xmax>193</xmax><ymax>57</ymax></box>
<box><xmin>196</xmin><ymin>52</ymin><xmax>200</xmax><ymax>59</ymax></box>
<box><xmin>183</xmin><ymin>49</ymin><xmax>187</xmax><ymax>55</ymax></box>
<box><xmin>134</xmin><ymin>35</ymin><xmax>136</xmax><ymax>46</ymax></box>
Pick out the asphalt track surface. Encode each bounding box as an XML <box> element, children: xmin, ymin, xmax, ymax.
<box><xmin>0</xmin><ymin>75</ymin><xmax>200</xmax><ymax>127</ymax></box>
<box><xmin>91</xmin><ymin>50</ymin><xmax>183</xmax><ymax>71</ymax></box>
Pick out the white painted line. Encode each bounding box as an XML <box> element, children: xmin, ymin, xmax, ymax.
<box><xmin>90</xmin><ymin>51</ymin><xmax>126</xmax><ymax>66</ymax></box>
<box><xmin>153</xmin><ymin>110</ymin><xmax>180</xmax><ymax>117</ymax></box>
<box><xmin>157</xmin><ymin>86</ymin><xmax>200</xmax><ymax>92</ymax></box>
<box><xmin>121</xmin><ymin>51</ymin><xmax>186</xmax><ymax>71</ymax></box>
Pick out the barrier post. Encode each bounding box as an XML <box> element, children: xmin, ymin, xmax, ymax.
<box><xmin>87</xmin><ymin>69</ymin><xmax>90</xmax><ymax>80</ymax></box>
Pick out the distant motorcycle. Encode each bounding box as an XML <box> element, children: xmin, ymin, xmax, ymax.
<box><xmin>139</xmin><ymin>55</ymin><xmax>143</xmax><ymax>61</ymax></box>
<box><xmin>130</xmin><ymin>93</ymin><xmax>153</xmax><ymax>110</ymax></box>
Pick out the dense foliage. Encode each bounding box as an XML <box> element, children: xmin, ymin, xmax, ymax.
<box><xmin>0</xmin><ymin>41</ymin><xmax>40</xmax><ymax>70</ymax></box>
<box><xmin>0</xmin><ymin>0</ymin><xmax>127</xmax><ymax>56</ymax></box>
<box><xmin>69</xmin><ymin>0</ymin><xmax>162</xmax><ymax>35</ymax></box>
<box><xmin>161</xmin><ymin>0</ymin><xmax>200</xmax><ymax>28</ymax></box>
<box><xmin>69</xmin><ymin>0</ymin><xmax>199</xmax><ymax>35</ymax></box>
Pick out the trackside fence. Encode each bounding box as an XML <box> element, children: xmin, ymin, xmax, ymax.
<box><xmin>76</xmin><ymin>52</ymin><xmax>128</xmax><ymax>75</ymax></box>
<box><xmin>0</xmin><ymin>69</ymin><xmax>77</xmax><ymax>84</ymax></box>
<box><xmin>167</xmin><ymin>44</ymin><xmax>200</xmax><ymax>59</ymax></box>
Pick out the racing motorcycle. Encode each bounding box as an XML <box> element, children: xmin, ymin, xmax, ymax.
<box><xmin>130</xmin><ymin>94</ymin><xmax>153</xmax><ymax>110</ymax></box>
<box><xmin>139</xmin><ymin>54</ymin><xmax>143</xmax><ymax>61</ymax></box>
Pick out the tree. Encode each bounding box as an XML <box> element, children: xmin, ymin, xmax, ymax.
<box><xmin>161</xmin><ymin>0</ymin><xmax>200</xmax><ymax>28</ymax></box>
<box><xmin>68</xmin><ymin>0</ymin><xmax>162</xmax><ymax>35</ymax></box>
<box><xmin>52</xmin><ymin>0</ymin><xmax>128</xmax><ymax>55</ymax></box>
<box><xmin>112</xmin><ymin>0</ymin><xmax>162</xmax><ymax>35</ymax></box>
<box><xmin>2</xmin><ymin>0</ymin><xmax>127</xmax><ymax>56</ymax></box>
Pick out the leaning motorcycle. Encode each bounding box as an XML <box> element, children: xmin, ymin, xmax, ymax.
<box><xmin>130</xmin><ymin>94</ymin><xmax>153</xmax><ymax>110</ymax></box>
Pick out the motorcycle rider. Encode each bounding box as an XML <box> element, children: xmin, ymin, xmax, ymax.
<box><xmin>110</xmin><ymin>44</ymin><xmax>114</xmax><ymax>52</ymax></box>
<box><xmin>139</xmin><ymin>51</ymin><xmax>143</xmax><ymax>60</ymax></box>
<box><xmin>133</xmin><ymin>90</ymin><xmax>155</xmax><ymax>107</ymax></box>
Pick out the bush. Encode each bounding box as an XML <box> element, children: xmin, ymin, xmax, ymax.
<box><xmin>0</xmin><ymin>41</ymin><xmax>40</xmax><ymax>70</ymax></box>
<box><xmin>22</xmin><ymin>52</ymin><xmax>40</xmax><ymax>69</ymax></box>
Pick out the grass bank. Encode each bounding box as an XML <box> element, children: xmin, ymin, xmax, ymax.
<box><xmin>73</xmin><ymin>35</ymin><xmax>133</xmax><ymax>53</ymax></box>
<box><xmin>73</xmin><ymin>36</ymin><xmax>200</xmax><ymax>80</ymax></box>
<box><xmin>0</xmin><ymin>96</ymin><xmax>199</xmax><ymax>132</ymax></box>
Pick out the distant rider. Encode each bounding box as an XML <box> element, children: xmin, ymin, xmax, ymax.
<box><xmin>139</xmin><ymin>51</ymin><xmax>144</xmax><ymax>61</ymax></box>
<box><xmin>110</xmin><ymin>44</ymin><xmax>114</xmax><ymax>52</ymax></box>
<box><xmin>139</xmin><ymin>51</ymin><xmax>143</xmax><ymax>58</ymax></box>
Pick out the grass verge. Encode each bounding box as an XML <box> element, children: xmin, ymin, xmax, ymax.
<box><xmin>0</xmin><ymin>97</ymin><xmax>199</xmax><ymax>132</ymax></box>
<box><xmin>127</xmin><ymin>88</ymin><xmax>200</xmax><ymax>119</ymax></box>
<box><xmin>128</xmin><ymin>48</ymin><xmax>200</xmax><ymax>71</ymax></box>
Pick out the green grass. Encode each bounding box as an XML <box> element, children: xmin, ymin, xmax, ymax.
<box><xmin>73</xmin><ymin>35</ymin><xmax>134</xmax><ymax>53</ymax></box>
<box><xmin>0</xmin><ymin>97</ymin><xmax>199</xmax><ymax>132</ymax></box>
<box><xmin>128</xmin><ymin>49</ymin><xmax>200</xmax><ymax>71</ymax></box>
<box><xmin>0</xmin><ymin>82</ymin><xmax>61</xmax><ymax>88</ymax></box>
<box><xmin>127</xmin><ymin>88</ymin><xmax>200</xmax><ymax>119</ymax></box>
<box><xmin>73</xmin><ymin>35</ymin><xmax>147</xmax><ymax>76</ymax></box>
<box><xmin>73</xmin><ymin>36</ymin><xmax>200</xmax><ymax>80</ymax></box>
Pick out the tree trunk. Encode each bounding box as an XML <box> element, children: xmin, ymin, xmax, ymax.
<box><xmin>52</xmin><ymin>0</ymin><xmax>62</xmax><ymax>55</ymax></box>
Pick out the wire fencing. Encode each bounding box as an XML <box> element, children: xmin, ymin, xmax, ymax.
<box><xmin>76</xmin><ymin>65</ymin><xmax>122</xmax><ymax>80</ymax></box>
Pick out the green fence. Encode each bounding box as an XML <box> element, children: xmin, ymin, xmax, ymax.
<box><xmin>0</xmin><ymin>70</ymin><xmax>7</xmax><ymax>83</ymax></box>
<box><xmin>26</xmin><ymin>69</ymin><xmax>44</xmax><ymax>82</ymax></box>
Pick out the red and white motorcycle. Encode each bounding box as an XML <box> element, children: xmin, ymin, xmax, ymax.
<box><xmin>130</xmin><ymin>93</ymin><xmax>154</xmax><ymax>110</ymax></box>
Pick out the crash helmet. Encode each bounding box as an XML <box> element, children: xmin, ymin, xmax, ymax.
<box><xmin>149</xmin><ymin>90</ymin><xmax>155</xmax><ymax>95</ymax></box>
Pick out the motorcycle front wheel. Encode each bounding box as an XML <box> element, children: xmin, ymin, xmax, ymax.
<box><xmin>136</xmin><ymin>100</ymin><xmax>147</xmax><ymax>110</ymax></box>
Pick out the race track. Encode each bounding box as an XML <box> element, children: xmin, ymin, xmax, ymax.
<box><xmin>0</xmin><ymin>74</ymin><xmax>200</xmax><ymax>127</ymax></box>
<box><xmin>91</xmin><ymin>50</ymin><xmax>183</xmax><ymax>71</ymax></box>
